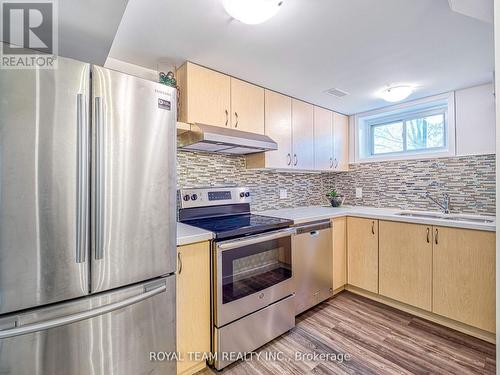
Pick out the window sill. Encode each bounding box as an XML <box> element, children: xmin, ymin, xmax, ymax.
<box><xmin>355</xmin><ymin>149</ymin><xmax>455</xmax><ymax>164</ymax></box>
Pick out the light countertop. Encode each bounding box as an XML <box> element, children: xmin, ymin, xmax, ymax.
<box><xmin>177</xmin><ymin>205</ymin><xmax>495</xmax><ymax>246</ymax></box>
<box><xmin>256</xmin><ymin>205</ymin><xmax>496</xmax><ymax>232</ymax></box>
<box><xmin>177</xmin><ymin>222</ymin><xmax>213</xmax><ymax>246</ymax></box>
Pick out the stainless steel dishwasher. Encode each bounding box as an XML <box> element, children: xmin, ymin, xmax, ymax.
<box><xmin>293</xmin><ymin>221</ymin><xmax>333</xmax><ymax>315</ymax></box>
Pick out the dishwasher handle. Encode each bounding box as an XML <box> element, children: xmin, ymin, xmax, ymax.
<box><xmin>295</xmin><ymin>221</ymin><xmax>331</xmax><ymax>235</ymax></box>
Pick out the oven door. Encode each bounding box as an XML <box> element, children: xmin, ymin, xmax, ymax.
<box><xmin>214</xmin><ymin>228</ymin><xmax>295</xmax><ymax>327</ymax></box>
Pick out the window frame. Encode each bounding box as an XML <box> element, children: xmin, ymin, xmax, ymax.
<box><xmin>368</xmin><ymin>107</ymin><xmax>448</xmax><ymax>157</ymax></box>
<box><xmin>353</xmin><ymin>92</ymin><xmax>456</xmax><ymax>163</ymax></box>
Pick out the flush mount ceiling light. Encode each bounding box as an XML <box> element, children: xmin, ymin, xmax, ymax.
<box><xmin>379</xmin><ymin>85</ymin><xmax>416</xmax><ymax>102</ymax></box>
<box><xmin>222</xmin><ymin>0</ymin><xmax>284</xmax><ymax>25</ymax></box>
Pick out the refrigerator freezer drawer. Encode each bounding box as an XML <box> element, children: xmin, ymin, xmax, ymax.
<box><xmin>214</xmin><ymin>294</ymin><xmax>295</xmax><ymax>370</ymax></box>
<box><xmin>0</xmin><ymin>276</ymin><xmax>176</xmax><ymax>375</ymax></box>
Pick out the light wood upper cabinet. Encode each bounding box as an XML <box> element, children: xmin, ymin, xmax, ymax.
<box><xmin>432</xmin><ymin>226</ymin><xmax>495</xmax><ymax>333</ymax></box>
<box><xmin>177</xmin><ymin>242</ymin><xmax>210</xmax><ymax>375</ymax></box>
<box><xmin>292</xmin><ymin>99</ymin><xmax>314</xmax><ymax>170</ymax></box>
<box><xmin>177</xmin><ymin>62</ymin><xmax>231</xmax><ymax>128</ymax></box>
<box><xmin>314</xmin><ymin>106</ymin><xmax>334</xmax><ymax>171</ymax></box>
<box><xmin>379</xmin><ymin>221</ymin><xmax>432</xmax><ymax>311</ymax></box>
<box><xmin>247</xmin><ymin>90</ymin><xmax>292</xmax><ymax>169</ymax></box>
<box><xmin>230</xmin><ymin>78</ymin><xmax>265</xmax><ymax>134</ymax></box>
<box><xmin>332</xmin><ymin>217</ymin><xmax>347</xmax><ymax>291</ymax></box>
<box><xmin>347</xmin><ymin>217</ymin><xmax>379</xmax><ymax>293</ymax></box>
<box><xmin>333</xmin><ymin>112</ymin><xmax>349</xmax><ymax>171</ymax></box>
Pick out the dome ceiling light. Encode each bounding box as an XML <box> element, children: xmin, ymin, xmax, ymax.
<box><xmin>222</xmin><ymin>0</ymin><xmax>284</xmax><ymax>25</ymax></box>
<box><xmin>379</xmin><ymin>85</ymin><xmax>416</xmax><ymax>103</ymax></box>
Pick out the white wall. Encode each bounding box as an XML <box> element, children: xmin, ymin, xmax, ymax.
<box><xmin>455</xmin><ymin>83</ymin><xmax>496</xmax><ymax>156</ymax></box>
<box><xmin>104</xmin><ymin>57</ymin><xmax>176</xmax><ymax>82</ymax></box>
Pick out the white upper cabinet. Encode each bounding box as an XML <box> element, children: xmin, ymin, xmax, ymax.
<box><xmin>292</xmin><ymin>99</ymin><xmax>315</xmax><ymax>170</ymax></box>
<box><xmin>313</xmin><ymin>106</ymin><xmax>334</xmax><ymax>171</ymax></box>
<box><xmin>455</xmin><ymin>83</ymin><xmax>495</xmax><ymax>156</ymax></box>
<box><xmin>333</xmin><ymin>112</ymin><xmax>349</xmax><ymax>171</ymax></box>
<box><xmin>247</xmin><ymin>90</ymin><xmax>293</xmax><ymax>169</ymax></box>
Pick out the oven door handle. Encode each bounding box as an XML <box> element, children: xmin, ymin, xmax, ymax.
<box><xmin>217</xmin><ymin>228</ymin><xmax>296</xmax><ymax>251</ymax></box>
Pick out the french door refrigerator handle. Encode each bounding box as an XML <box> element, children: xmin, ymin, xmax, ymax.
<box><xmin>95</xmin><ymin>96</ymin><xmax>105</xmax><ymax>260</ymax></box>
<box><xmin>0</xmin><ymin>284</ymin><xmax>167</xmax><ymax>339</ymax></box>
<box><xmin>76</xmin><ymin>93</ymin><xmax>88</xmax><ymax>263</ymax></box>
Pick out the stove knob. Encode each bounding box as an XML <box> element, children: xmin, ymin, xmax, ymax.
<box><xmin>183</xmin><ymin>194</ymin><xmax>190</xmax><ymax>201</ymax></box>
<box><xmin>245</xmin><ymin>192</ymin><xmax>250</xmax><ymax>197</ymax></box>
<box><xmin>191</xmin><ymin>194</ymin><xmax>198</xmax><ymax>201</ymax></box>
<box><xmin>240</xmin><ymin>192</ymin><xmax>245</xmax><ymax>198</ymax></box>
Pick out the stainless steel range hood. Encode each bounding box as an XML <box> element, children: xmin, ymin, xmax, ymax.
<box><xmin>177</xmin><ymin>123</ymin><xmax>278</xmax><ymax>154</ymax></box>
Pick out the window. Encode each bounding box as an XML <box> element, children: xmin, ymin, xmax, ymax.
<box><xmin>370</xmin><ymin>110</ymin><xmax>446</xmax><ymax>156</ymax></box>
<box><xmin>355</xmin><ymin>92</ymin><xmax>455</xmax><ymax>163</ymax></box>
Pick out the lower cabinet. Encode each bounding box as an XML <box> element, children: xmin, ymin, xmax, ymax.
<box><xmin>432</xmin><ymin>226</ymin><xmax>496</xmax><ymax>333</ymax></box>
<box><xmin>347</xmin><ymin>217</ymin><xmax>379</xmax><ymax>293</ymax></box>
<box><xmin>379</xmin><ymin>221</ymin><xmax>432</xmax><ymax>311</ymax></box>
<box><xmin>176</xmin><ymin>242</ymin><xmax>210</xmax><ymax>375</ymax></box>
<box><xmin>331</xmin><ymin>217</ymin><xmax>347</xmax><ymax>291</ymax></box>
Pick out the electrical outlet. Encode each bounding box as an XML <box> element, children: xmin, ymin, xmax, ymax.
<box><xmin>279</xmin><ymin>189</ymin><xmax>288</xmax><ymax>199</ymax></box>
<box><xmin>355</xmin><ymin>187</ymin><xmax>363</xmax><ymax>198</ymax></box>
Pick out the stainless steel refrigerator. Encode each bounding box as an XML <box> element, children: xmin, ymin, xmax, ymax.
<box><xmin>0</xmin><ymin>54</ymin><xmax>177</xmax><ymax>374</ymax></box>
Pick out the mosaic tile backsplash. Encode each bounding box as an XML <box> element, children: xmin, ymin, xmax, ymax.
<box><xmin>177</xmin><ymin>151</ymin><xmax>334</xmax><ymax>211</ymax></box>
<box><xmin>177</xmin><ymin>151</ymin><xmax>496</xmax><ymax>214</ymax></box>
<box><xmin>331</xmin><ymin>154</ymin><xmax>496</xmax><ymax>215</ymax></box>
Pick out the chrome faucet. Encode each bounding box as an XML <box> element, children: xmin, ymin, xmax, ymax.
<box><xmin>426</xmin><ymin>192</ymin><xmax>450</xmax><ymax>214</ymax></box>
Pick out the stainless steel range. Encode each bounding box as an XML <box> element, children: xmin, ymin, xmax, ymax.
<box><xmin>179</xmin><ymin>187</ymin><xmax>296</xmax><ymax>370</ymax></box>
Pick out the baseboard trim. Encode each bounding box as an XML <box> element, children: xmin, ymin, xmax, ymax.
<box><xmin>343</xmin><ymin>285</ymin><xmax>495</xmax><ymax>344</ymax></box>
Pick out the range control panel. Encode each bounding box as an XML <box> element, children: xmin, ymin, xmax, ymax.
<box><xmin>178</xmin><ymin>187</ymin><xmax>251</xmax><ymax>209</ymax></box>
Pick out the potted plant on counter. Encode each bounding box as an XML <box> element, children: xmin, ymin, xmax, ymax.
<box><xmin>326</xmin><ymin>189</ymin><xmax>345</xmax><ymax>207</ymax></box>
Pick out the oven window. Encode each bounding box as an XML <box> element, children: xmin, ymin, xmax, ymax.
<box><xmin>221</xmin><ymin>237</ymin><xmax>292</xmax><ymax>304</ymax></box>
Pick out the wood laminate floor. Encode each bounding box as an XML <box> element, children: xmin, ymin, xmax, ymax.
<box><xmin>200</xmin><ymin>291</ymin><xmax>495</xmax><ymax>374</ymax></box>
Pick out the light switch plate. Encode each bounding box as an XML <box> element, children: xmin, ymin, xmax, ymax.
<box><xmin>279</xmin><ymin>189</ymin><xmax>288</xmax><ymax>199</ymax></box>
<box><xmin>355</xmin><ymin>187</ymin><xmax>363</xmax><ymax>198</ymax></box>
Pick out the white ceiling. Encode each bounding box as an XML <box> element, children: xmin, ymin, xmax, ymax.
<box><xmin>108</xmin><ymin>0</ymin><xmax>494</xmax><ymax>115</ymax></box>
<box><xmin>59</xmin><ymin>0</ymin><xmax>129</xmax><ymax>65</ymax></box>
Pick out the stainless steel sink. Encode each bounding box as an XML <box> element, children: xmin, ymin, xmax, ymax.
<box><xmin>395</xmin><ymin>211</ymin><xmax>495</xmax><ymax>224</ymax></box>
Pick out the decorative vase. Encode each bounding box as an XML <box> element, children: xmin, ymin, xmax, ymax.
<box><xmin>328</xmin><ymin>197</ymin><xmax>345</xmax><ymax>207</ymax></box>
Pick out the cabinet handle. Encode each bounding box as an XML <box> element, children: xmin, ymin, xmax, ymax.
<box><xmin>177</xmin><ymin>252</ymin><xmax>183</xmax><ymax>274</ymax></box>
<box><xmin>286</xmin><ymin>153</ymin><xmax>291</xmax><ymax>166</ymax></box>
<box><xmin>334</xmin><ymin>158</ymin><xmax>339</xmax><ymax>169</ymax></box>
<box><xmin>225</xmin><ymin>109</ymin><xmax>229</xmax><ymax>126</ymax></box>
<box><xmin>371</xmin><ymin>221</ymin><xmax>375</xmax><ymax>235</ymax></box>
<box><xmin>234</xmin><ymin>112</ymin><xmax>238</xmax><ymax>128</ymax></box>
<box><xmin>329</xmin><ymin>157</ymin><xmax>333</xmax><ymax>168</ymax></box>
<box><xmin>426</xmin><ymin>228</ymin><xmax>430</xmax><ymax>243</ymax></box>
<box><xmin>435</xmin><ymin>228</ymin><xmax>438</xmax><ymax>245</ymax></box>
<box><xmin>293</xmin><ymin>154</ymin><xmax>298</xmax><ymax>166</ymax></box>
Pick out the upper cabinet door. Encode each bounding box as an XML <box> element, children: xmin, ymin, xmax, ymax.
<box><xmin>292</xmin><ymin>99</ymin><xmax>314</xmax><ymax>170</ymax></box>
<box><xmin>333</xmin><ymin>112</ymin><xmax>349</xmax><ymax>171</ymax></box>
<box><xmin>313</xmin><ymin>106</ymin><xmax>334</xmax><ymax>171</ymax></box>
<box><xmin>264</xmin><ymin>90</ymin><xmax>292</xmax><ymax>169</ymax></box>
<box><xmin>230</xmin><ymin>78</ymin><xmax>265</xmax><ymax>134</ymax></box>
<box><xmin>177</xmin><ymin>62</ymin><xmax>231</xmax><ymax>127</ymax></box>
